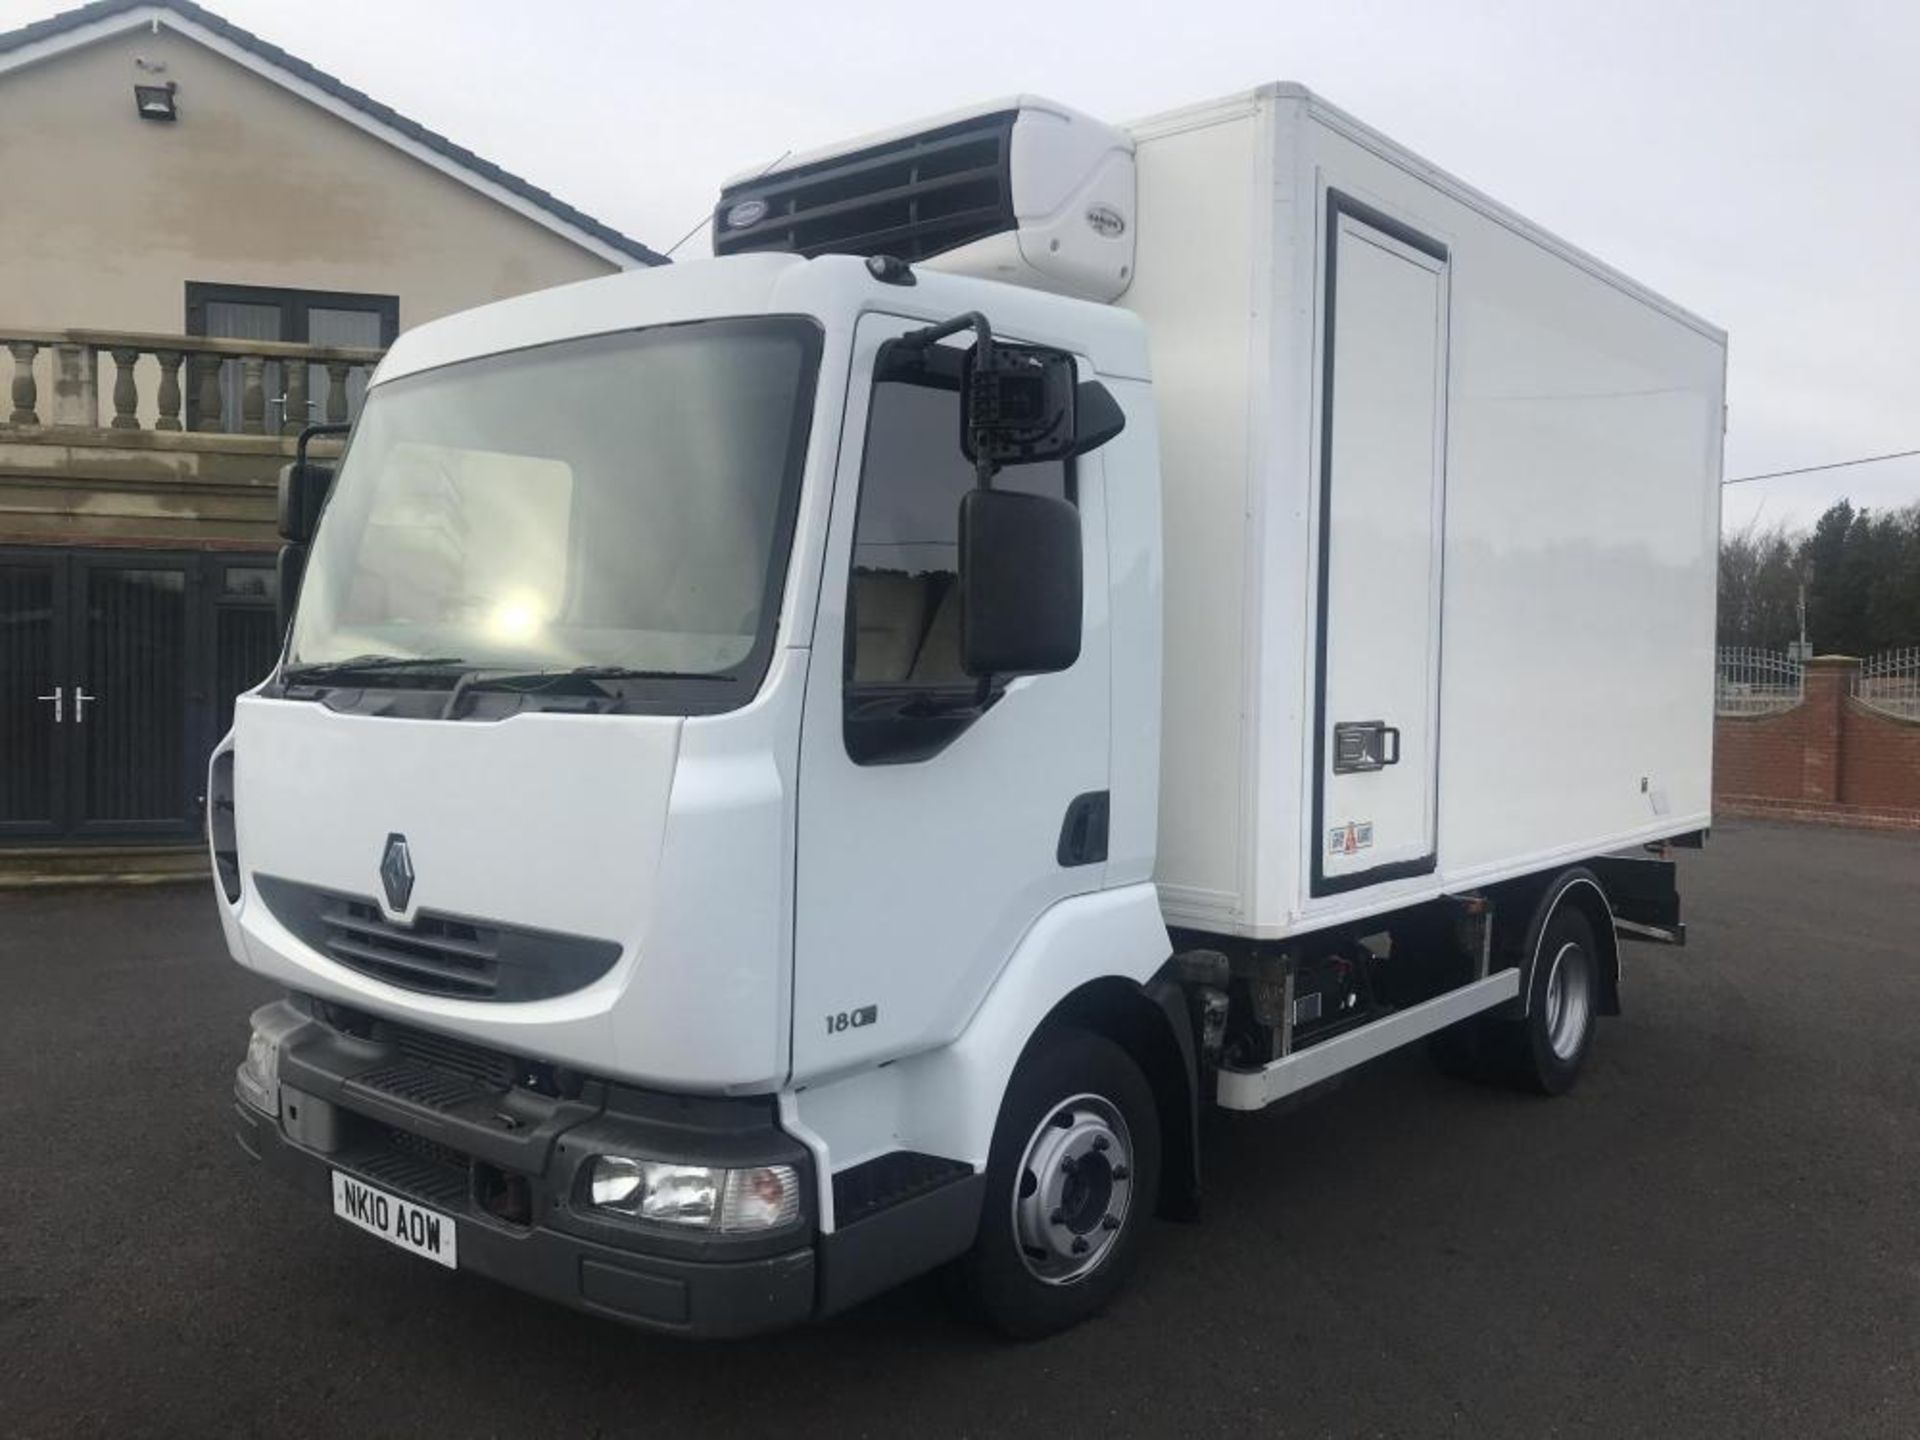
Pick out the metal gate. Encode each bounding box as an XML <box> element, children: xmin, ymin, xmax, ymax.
<box><xmin>0</xmin><ymin>548</ymin><xmax>279</xmax><ymax>843</ymax></box>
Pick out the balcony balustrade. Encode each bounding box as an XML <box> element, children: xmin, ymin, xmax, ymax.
<box><xmin>3</xmin><ymin>327</ymin><xmax>384</xmax><ymax>435</ymax></box>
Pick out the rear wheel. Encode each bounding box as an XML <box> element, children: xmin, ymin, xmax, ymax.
<box><xmin>1430</xmin><ymin>904</ymin><xmax>1599</xmax><ymax>1094</ymax></box>
<box><xmin>1511</xmin><ymin>905</ymin><xmax>1599</xmax><ymax>1093</ymax></box>
<box><xmin>955</xmin><ymin>1027</ymin><xmax>1161</xmax><ymax>1339</ymax></box>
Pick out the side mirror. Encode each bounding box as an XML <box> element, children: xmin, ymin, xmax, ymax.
<box><xmin>958</xmin><ymin>488</ymin><xmax>1082</xmax><ymax>677</ymax></box>
<box><xmin>1072</xmin><ymin>379</ymin><xmax>1126</xmax><ymax>457</ymax></box>
<box><xmin>277</xmin><ymin>459</ymin><xmax>333</xmax><ymax>544</ymax></box>
<box><xmin>962</xmin><ymin>344</ymin><xmax>1078</xmax><ymax>468</ymax></box>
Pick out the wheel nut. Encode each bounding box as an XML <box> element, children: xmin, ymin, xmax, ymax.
<box><xmin>1101</xmin><ymin>1214</ymin><xmax>1120</xmax><ymax>1231</ymax></box>
<box><xmin>1111</xmin><ymin>1165</ymin><xmax>1129</xmax><ymax>1181</ymax></box>
<box><xmin>1071</xmin><ymin>1236</ymin><xmax>1090</xmax><ymax>1255</ymax></box>
<box><xmin>1092</xmin><ymin>1135</ymin><xmax>1110</xmax><ymax>1153</ymax></box>
<box><xmin>1049</xmin><ymin>1208</ymin><xmax>1067</xmax><ymax>1226</ymax></box>
<box><xmin>1060</xmin><ymin>1155</ymin><xmax>1078</xmax><ymax>1175</ymax></box>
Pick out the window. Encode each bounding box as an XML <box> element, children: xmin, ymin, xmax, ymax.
<box><xmin>844</xmin><ymin>340</ymin><xmax>1069</xmax><ymax>762</ymax></box>
<box><xmin>185</xmin><ymin>282</ymin><xmax>399</xmax><ymax>430</ymax></box>
<box><xmin>287</xmin><ymin>318</ymin><xmax>821</xmax><ymax>695</ymax></box>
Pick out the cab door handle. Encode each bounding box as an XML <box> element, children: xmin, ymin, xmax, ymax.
<box><xmin>36</xmin><ymin>686</ymin><xmax>63</xmax><ymax>723</ymax></box>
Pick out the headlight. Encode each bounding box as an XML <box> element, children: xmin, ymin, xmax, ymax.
<box><xmin>236</xmin><ymin>1028</ymin><xmax>280</xmax><ymax>1115</ymax></box>
<box><xmin>584</xmin><ymin>1155</ymin><xmax>800</xmax><ymax>1232</ymax></box>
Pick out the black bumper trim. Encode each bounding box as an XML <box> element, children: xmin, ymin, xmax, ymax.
<box><xmin>818</xmin><ymin>1166</ymin><xmax>984</xmax><ymax>1318</ymax></box>
<box><xmin>235</xmin><ymin>1101</ymin><xmax>816</xmax><ymax>1338</ymax></box>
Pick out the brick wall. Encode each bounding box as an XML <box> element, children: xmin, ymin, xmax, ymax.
<box><xmin>1715</xmin><ymin>656</ymin><xmax>1920</xmax><ymax>824</ymax></box>
<box><xmin>1840</xmin><ymin>698</ymin><xmax>1920</xmax><ymax>811</ymax></box>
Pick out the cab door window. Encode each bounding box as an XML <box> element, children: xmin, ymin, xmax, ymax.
<box><xmin>843</xmin><ymin>341</ymin><xmax>1068</xmax><ymax>764</ymax></box>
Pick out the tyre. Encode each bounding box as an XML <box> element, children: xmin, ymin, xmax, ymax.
<box><xmin>1429</xmin><ymin>904</ymin><xmax>1599</xmax><ymax>1095</ymax></box>
<box><xmin>955</xmin><ymin>1027</ymin><xmax>1161</xmax><ymax>1339</ymax></box>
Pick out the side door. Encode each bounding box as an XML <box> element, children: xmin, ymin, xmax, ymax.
<box><xmin>1311</xmin><ymin>194</ymin><xmax>1451</xmax><ymax>896</ymax></box>
<box><xmin>0</xmin><ymin>550</ymin><xmax>70</xmax><ymax>838</ymax></box>
<box><xmin>792</xmin><ymin>313</ymin><xmax>1112</xmax><ymax>1078</ymax></box>
<box><xmin>66</xmin><ymin>552</ymin><xmax>201</xmax><ymax>839</ymax></box>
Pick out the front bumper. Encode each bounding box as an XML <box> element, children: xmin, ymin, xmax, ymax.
<box><xmin>231</xmin><ymin>1000</ymin><xmax>816</xmax><ymax>1338</ymax></box>
<box><xmin>235</xmin><ymin>1103</ymin><xmax>814</xmax><ymax>1335</ymax></box>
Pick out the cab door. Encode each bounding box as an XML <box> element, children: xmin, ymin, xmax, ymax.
<box><xmin>791</xmin><ymin>312</ymin><xmax>1111</xmax><ymax>1079</ymax></box>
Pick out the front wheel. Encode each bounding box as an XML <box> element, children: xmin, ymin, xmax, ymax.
<box><xmin>955</xmin><ymin>1028</ymin><xmax>1161</xmax><ymax>1339</ymax></box>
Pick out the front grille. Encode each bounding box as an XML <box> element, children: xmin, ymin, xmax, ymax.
<box><xmin>322</xmin><ymin>894</ymin><xmax>498</xmax><ymax>997</ymax></box>
<box><xmin>255</xmin><ymin>875</ymin><xmax>622</xmax><ymax>1003</ymax></box>
<box><xmin>714</xmin><ymin>110</ymin><xmax>1016</xmax><ymax>263</ymax></box>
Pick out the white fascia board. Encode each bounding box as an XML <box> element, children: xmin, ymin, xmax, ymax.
<box><xmin>0</xmin><ymin>5</ymin><xmax>643</xmax><ymax>271</ymax></box>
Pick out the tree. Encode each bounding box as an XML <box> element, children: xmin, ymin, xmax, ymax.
<box><xmin>1716</xmin><ymin>520</ymin><xmax>1801</xmax><ymax>648</ymax></box>
<box><xmin>1718</xmin><ymin>499</ymin><xmax>1920</xmax><ymax>655</ymax></box>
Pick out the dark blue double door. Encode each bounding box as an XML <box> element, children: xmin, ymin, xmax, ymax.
<box><xmin>0</xmin><ymin>548</ymin><xmax>278</xmax><ymax>843</ymax></box>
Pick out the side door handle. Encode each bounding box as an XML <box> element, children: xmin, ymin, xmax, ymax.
<box><xmin>37</xmin><ymin>685</ymin><xmax>63</xmax><ymax>723</ymax></box>
<box><xmin>73</xmin><ymin>686</ymin><xmax>97</xmax><ymax>723</ymax></box>
<box><xmin>1332</xmin><ymin>720</ymin><xmax>1400</xmax><ymax>773</ymax></box>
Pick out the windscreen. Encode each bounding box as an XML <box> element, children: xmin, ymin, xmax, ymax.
<box><xmin>286</xmin><ymin>317</ymin><xmax>821</xmax><ymax>683</ymax></box>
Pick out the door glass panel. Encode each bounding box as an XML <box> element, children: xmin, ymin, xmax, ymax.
<box><xmin>0</xmin><ymin>563</ymin><xmax>59</xmax><ymax>826</ymax></box>
<box><xmin>80</xmin><ymin>567</ymin><xmax>188</xmax><ymax>825</ymax></box>
<box><xmin>850</xmin><ymin>374</ymin><xmax>1066</xmax><ymax>687</ymax></box>
<box><xmin>308</xmin><ymin>306</ymin><xmax>385</xmax><ymax>422</ymax></box>
<box><xmin>214</xmin><ymin>597</ymin><xmax>280</xmax><ymax>739</ymax></box>
<box><xmin>203</xmin><ymin>300</ymin><xmax>283</xmax><ymax>432</ymax></box>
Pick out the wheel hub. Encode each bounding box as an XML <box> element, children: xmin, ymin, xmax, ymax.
<box><xmin>1012</xmin><ymin>1094</ymin><xmax>1134</xmax><ymax>1285</ymax></box>
<box><xmin>1543</xmin><ymin>940</ymin><xmax>1593</xmax><ymax>1061</ymax></box>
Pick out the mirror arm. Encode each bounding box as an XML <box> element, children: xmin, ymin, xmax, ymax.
<box><xmin>295</xmin><ymin>420</ymin><xmax>351</xmax><ymax>471</ymax></box>
<box><xmin>900</xmin><ymin>312</ymin><xmax>1001</xmax><ymax>489</ymax></box>
<box><xmin>899</xmin><ymin>309</ymin><xmax>993</xmax><ymax>358</ymax></box>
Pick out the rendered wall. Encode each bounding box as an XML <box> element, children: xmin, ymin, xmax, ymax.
<box><xmin>0</xmin><ymin>28</ymin><xmax>618</xmax><ymax>336</ymax></box>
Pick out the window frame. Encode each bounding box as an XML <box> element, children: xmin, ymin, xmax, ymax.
<box><xmin>840</xmin><ymin>336</ymin><xmax>1077</xmax><ymax>766</ymax></box>
<box><xmin>184</xmin><ymin>281</ymin><xmax>401</xmax><ymax>349</ymax></box>
<box><xmin>271</xmin><ymin>315</ymin><xmax>828</xmax><ymax>719</ymax></box>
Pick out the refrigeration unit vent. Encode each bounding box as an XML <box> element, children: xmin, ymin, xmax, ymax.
<box><xmin>713</xmin><ymin>110</ymin><xmax>1018</xmax><ymax>264</ymax></box>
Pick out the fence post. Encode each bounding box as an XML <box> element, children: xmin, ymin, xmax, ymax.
<box><xmin>1800</xmin><ymin>656</ymin><xmax>1860</xmax><ymax>802</ymax></box>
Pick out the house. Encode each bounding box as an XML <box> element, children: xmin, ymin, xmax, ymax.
<box><xmin>0</xmin><ymin>0</ymin><xmax>663</xmax><ymax>876</ymax></box>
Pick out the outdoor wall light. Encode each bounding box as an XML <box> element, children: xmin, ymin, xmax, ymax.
<box><xmin>134</xmin><ymin>81</ymin><xmax>177</xmax><ymax>121</ymax></box>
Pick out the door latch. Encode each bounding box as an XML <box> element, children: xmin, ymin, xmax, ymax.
<box><xmin>1332</xmin><ymin>720</ymin><xmax>1401</xmax><ymax>774</ymax></box>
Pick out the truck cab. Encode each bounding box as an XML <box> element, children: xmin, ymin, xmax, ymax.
<box><xmin>223</xmin><ymin>251</ymin><xmax>1173</xmax><ymax>1335</ymax></box>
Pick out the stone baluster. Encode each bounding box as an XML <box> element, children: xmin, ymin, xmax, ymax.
<box><xmin>50</xmin><ymin>343</ymin><xmax>97</xmax><ymax>427</ymax></box>
<box><xmin>154</xmin><ymin>352</ymin><xmax>184</xmax><ymax>431</ymax></box>
<box><xmin>240</xmin><ymin>355</ymin><xmax>267</xmax><ymax>434</ymax></box>
<box><xmin>324</xmin><ymin>362</ymin><xmax>351</xmax><ymax>424</ymax></box>
<box><xmin>192</xmin><ymin>353</ymin><xmax>224</xmax><ymax>432</ymax></box>
<box><xmin>110</xmin><ymin>348</ymin><xmax>142</xmax><ymax>429</ymax></box>
<box><xmin>6</xmin><ymin>341</ymin><xmax>37</xmax><ymax>425</ymax></box>
<box><xmin>281</xmin><ymin>360</ymin><xmax>308</xmax><ymax>436</ymax></box>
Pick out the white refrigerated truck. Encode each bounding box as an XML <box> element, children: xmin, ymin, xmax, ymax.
<box><xmin>220</xmin><ymin>85</ymin><xmax>1723</xmax><ymax>1337</ymax></box>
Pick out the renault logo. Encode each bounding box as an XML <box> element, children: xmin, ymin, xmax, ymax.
<box><xmin>380</xmin><ymin>833</ymin><xmax>415</xmax><ymax>912</ymax></box>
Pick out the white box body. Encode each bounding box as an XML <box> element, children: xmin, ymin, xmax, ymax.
<box><xmin>1127</xmin><ymin>87</ymin><xmax>1725</xmax><ymax>940</ymax></box>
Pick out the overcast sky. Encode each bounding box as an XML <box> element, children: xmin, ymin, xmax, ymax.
<box><xmin>8</xmin><ymin>0</ymin><xmax>1913</xmax><ymax>532</ymax></box>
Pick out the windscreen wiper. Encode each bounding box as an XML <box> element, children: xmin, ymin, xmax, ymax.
<box><xmin>441</xmin><ymin>664</ymin><xmax>735</xmax><ymax>719</ymax></box>
<box><xmin>283</xmin><ymin>654</ymin><xmax>468</xmax><ymax>684</ymax></box>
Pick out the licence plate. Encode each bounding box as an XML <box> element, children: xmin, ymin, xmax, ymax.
<box><xmin>331</xmin><ymin>1171</ymin><xmax>458</xmax><ymax>1269</ymax></box>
